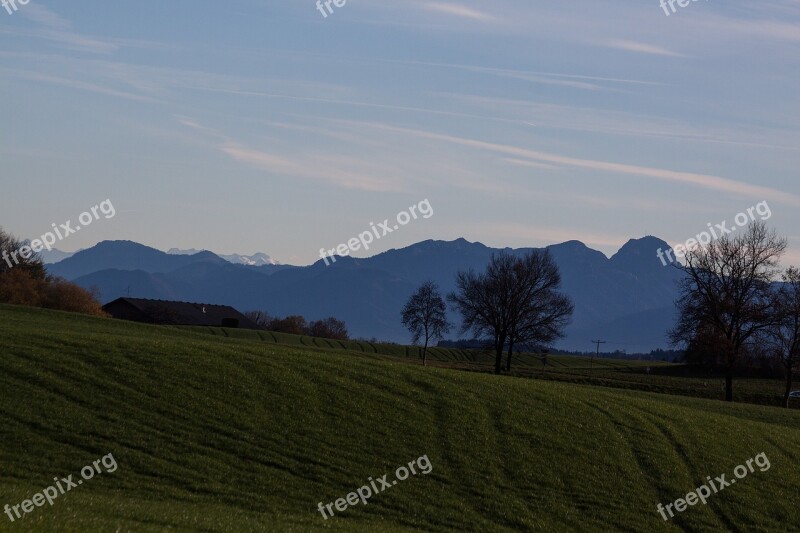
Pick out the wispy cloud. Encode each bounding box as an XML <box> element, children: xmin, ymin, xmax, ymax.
<box><xmin>0</xmin><ymin>67</ymin><xmax>158</xmax><ymax>102</ymax></box>
<box><xmin>220</xmin><ymin>141</ymin><xmax>402</xmax><ymax>193</ymax></box>
<box><xmin>13</xmin><ymin>4</ymin><xmax>117</xmax><ymax>53</ymax></box>
<box><xmin>20</xmin><ymin>3</ymin><xmax>71</xmax><ymax>29</ymax></box>
<box><xmin>420</xmin><ymin>2</ymin><xmax>499</xmax><ymax>22</ymax></box>
<box><xmin>356</xmin><ymin>123</ymin><xmax>800</xmax><ymax>207</ymax></box>
<box><xmin>600</xmin><ymin>39</ymin><xmax>685</xmax><ymax>57</ymax></box>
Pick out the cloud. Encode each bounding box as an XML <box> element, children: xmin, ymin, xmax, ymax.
<box><xmin>420</xmin><ymin>2</ymin><xmax>499</xmax><ymax>22</ymax></box>
<box><xmin>20</xmin><ymin>3</ymin><xmax>71</xmax><ymax>29</ymax></box>
<box><xmin>697</xmin><ymin>14</ymin><xmax>800</xmax><ymax>43</ymax></box>
<box><xmin>0</xmin><ymin>67</ymin><xmax>157</xmax><ymax>102</ymax></box>
<box><xmin>355</xmin><ymin>123</ymin><xmax>800</xmax><ymax>207</ymax></box>
<box><xmin>12</xmin><ymin>4</ymin><xmax>117</xmax><ymax>53</ymax></box>
<box><xmin>502</xmin><ymin>158</ymin><xmax>558</xmax><ymax>171</ymax></box>
<box><xmin>220</xmin><ymin>142</ymin><xmax>402</xmax><ymax>192</ymax></box>
<box><xmin>600</xmin><ymin>39</ymin><xmax>685</xmax><ymax>57</ymax></box>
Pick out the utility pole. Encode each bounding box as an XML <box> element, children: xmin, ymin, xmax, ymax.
<box><xmin>590</xmin><ymin>340</ymin><xmax>606</xmax><ymax>370</ymax></box>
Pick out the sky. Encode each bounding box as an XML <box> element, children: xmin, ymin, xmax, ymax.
<box><xmin>1</xmin><ymin>0</ymin><xmax>799</xmax><ymax>266</ymax></box>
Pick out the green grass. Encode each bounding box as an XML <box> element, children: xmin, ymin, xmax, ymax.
<box><xmin>1</xmin><ymin>303</ymin><xmax>799</xmax><ymax>531</ymax></box>
<box><xmin>179</xmin><ymin>324</ymin><xmax>666</xmax><ymax>370</ymax></box>
<box><xmin>182</xmin><ymin>325</ymin><xmax>792</xmax><ymax>407</ymax></box>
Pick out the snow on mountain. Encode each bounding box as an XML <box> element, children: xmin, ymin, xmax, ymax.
<box><xmin>167</xmin><ymin>248</ymin><xmax>279</xmax><ymax>266</ymax></box>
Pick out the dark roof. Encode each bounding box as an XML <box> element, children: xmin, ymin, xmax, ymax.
<box><xmin>102</xmin><ymin>297</ymin><xmax>260</xmax><ymax>329</ymax></box>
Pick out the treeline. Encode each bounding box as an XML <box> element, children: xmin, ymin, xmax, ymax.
<box><xmin>0</xmin><ymin>228</ymin><xmax>105</xmax><ymax>316</ymax></box>
<box><xmin>554</xmin><ymin>348</ymin><xmax>684</xmax><ymax>362</ymax></box>
<box><xmin>245</xmin><ymin>311</ymin><xmax>349</xmax><ymax>340</ymax></box>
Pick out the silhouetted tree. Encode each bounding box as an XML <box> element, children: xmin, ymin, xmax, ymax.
<box><xmin>449</xmin><ymin>250</ymin><xmax>573</xmax><ymax>374</ymax></box>
<box><xmin>669</xmin><ymin>222</ymin><xmax>786</xmax><ymax>402</ymax></box>
<box><xmin>504</xmin><ymin>251</ymin><xmax>573</xmax><ymax>371</ymax></box>
<box><xmin>245</xmin><ymin>310</ymin><xmax>271</xmax><ymax>328</ymax></box>
<box><xmin>401</xmin><ymin>281</ymin><xmax>451</xmax><ymax>366</ymax></box>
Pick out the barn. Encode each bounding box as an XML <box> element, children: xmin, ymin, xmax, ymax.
<box><xmin>102</xmin><ymin>297</ymin><xmax>260</xmax><ymax>329</ymax></box>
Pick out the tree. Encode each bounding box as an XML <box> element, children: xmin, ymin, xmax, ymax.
<box><xmin>267</xmin><ymin>315</ymin><xmax>307</xmax><ymax>335</ymax></box>
<box><xmin>766</xmin><ymin>267</ymin><xmax>800</xmax><ymax>408</ymax></box>
<box><xmin>449</xmin><ymin>250</ymin><xmax>573</xmax><ymax>374</ymax></box>
<box><xmin>245</xmin><ymin>310</ymin><xmax>271</xmax><ymax>328</ymax></box>
<box><xmin>0</xmin><ymin>227</ymin><xmax>105</xmax><ymax>316</ymax></box>
<box><xmin>449</xmin><ymin>263</ymin><xmax>507</xmax><ymax>374</ymax></box>
<box><xmin>42</xmin><ymin>278</ymin><xmax>106</xmax><ymax>316</ymax></box>
<box><xmin>401</xmin><ymin>281</ymin><xmax>451</xmax><ymax>366</ymax></box>
<box><xmin>669</xmin><ymin>222</ymin><xmax>786</xmax><ymax>402</ymax></box>
<box><xmin>504</xmin><ymin>251</ymin><xmax>573</xmax><ymax>372</ymax></box>
<box><xmin>308</xmin><ymin>317</ymin><xmax>349</xmax><ymax>340</ymax></box>
<box><xmin>682</xmin><ymin>323</ymin><xmax>727</xmax><ymax>370</ymax></box>
<box><xmin>0</xmin><ymin>227</ymin><xmax>47</xmax><ymax>281</ymax></box>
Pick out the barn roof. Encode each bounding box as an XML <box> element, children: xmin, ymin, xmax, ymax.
<box><xmin>103</xmin><ymin>297</ymin><xmax>260</xmax><ymax>329</ymax></box>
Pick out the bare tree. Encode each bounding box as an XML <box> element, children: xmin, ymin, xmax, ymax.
<box><xmin>505</xmin><ymin>251</ymin><xmax>573</xmax><ymax>371</ymax></box>
<box><xmin>449</xmin><ymin>260</ymin><xmax>509</xmax><ymax>374</ymax></box>
<box><xmin>449</xmin><ymin>250</ymin><xmax>573</xmax><ymax>374</ymax></box>
<box><xmin>401</xmin><ymin>281</ymin><xmax>451</xmax><ymax>366</ymax></box>
<box><xmin>669</xmin><ymin>222</ymin><xmax>786</xmax><ymax>402</ymax></box>
<box><xmin>245</xmin><ymin>310</ymin><xmax>271</xmax><ymax>328</ymax></box>
<box><xmin>765</xmin><ymin>267</ymin><xmax>800</xmax><ymax>408</ymax></box>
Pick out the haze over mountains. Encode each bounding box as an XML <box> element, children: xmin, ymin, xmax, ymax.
<box><xmin>46</xmin><ymin>238</ymin><xmax>684</xmax><ymax>351</ymax></box>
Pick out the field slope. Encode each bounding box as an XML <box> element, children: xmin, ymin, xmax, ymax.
<box><xmin>0</xmin><ymin>304</ymin><xmax>798</xmax><ymax>531</ymax></box>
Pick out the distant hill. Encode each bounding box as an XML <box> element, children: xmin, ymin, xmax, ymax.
<box><xmin>49</xmin><ymin>237</ymin><xmax>685</xmax><ymax>350</ymax></box>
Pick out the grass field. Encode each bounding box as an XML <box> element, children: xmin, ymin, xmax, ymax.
<box><xmin>178</xmin><ymin>324</ymin><xmax>666</xmax><ymax>370</ymax></box>
<box><xmin>181</xmin><ymin>324</ymin><xmax>794</xmax><ymax>408</ymax></box>
<box><xmin>1</xmin><ymin>303</ymin><xmax>799</xmax><ymax>531</ymax></box>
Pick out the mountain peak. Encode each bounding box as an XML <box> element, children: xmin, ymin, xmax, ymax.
<box><xmin>168</xmin><ymin>248</ymin><xmax>279</xmax><ymax>266</ymax></box>
<box><xmin>610</xmin><ymin>236</ymin><xmax>674</xmax><ymax>271</ymax></box>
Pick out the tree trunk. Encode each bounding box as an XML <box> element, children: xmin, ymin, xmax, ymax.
<box><xmin>494</xmin><ymin>333</ymin><xmax>505</xmax><ymax>374</ymax></box>
<box><xmin>422</xmin><ymin>339</ymin><xmax>428</xmax><ymax>367</ymax></box>
<box><xmin>783</xmin><ymin>365</ymin><xmax>793</xmax><ymax>408</ymax></box>
<box><xmin>724</xmin><ymin>347</ymin><xmax>735</xmax><ymax>402</ymax></box>
<box><xmin>725</xmin><ymin>368</ymin><xmax>734</xmax><ymax>402</ymax></box>
<box><xmin>506</xmin><ymin>339</ymin><xmax>514</xmax><ymax>372</ymax></box>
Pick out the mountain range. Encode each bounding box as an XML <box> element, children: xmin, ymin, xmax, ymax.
<box><xmin>45</xmin><ymin>238</ymin><xmax>685</xmax><ymax>351</ymax></box>
<box><xmin>166</xmin><ymin>248</ymin><xmax>279</xmax><ymax>266</ymax></box>
<box><xmin>38</xmin><ymin>247</ymin><xmax>278</xmax><ymax>266</ymax></box>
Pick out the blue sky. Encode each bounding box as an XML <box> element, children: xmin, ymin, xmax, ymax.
<box><xmin>1</xmin><ymin>0</ymin><xmax>799</xmax><ymax>265</ymax></box>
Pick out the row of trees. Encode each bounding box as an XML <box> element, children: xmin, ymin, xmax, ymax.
<box><xmin>402</xmin><ymin>249</ymin><xmax>574</xmax><ymax>371</ymax></box>
<box><xmin>671</xmin><ymin>222</ymin><xmax>800</xmax><ymax>406</ymax></box>
<box><xmin>0</xmin><ymin>228</ymin><xmax>105</xmax><ymax>316</ymax></box>
<box><xmin>245</xmin><ymin>311</ymin><xmax>350</xmax><ymax>340</ymax></box>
